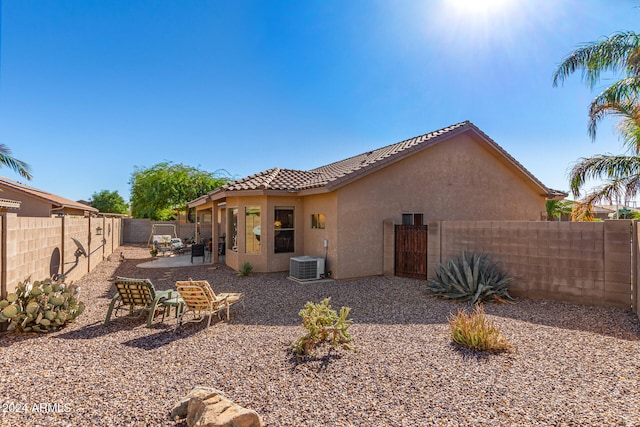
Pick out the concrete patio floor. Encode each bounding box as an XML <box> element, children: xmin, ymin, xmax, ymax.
<box><xmin>137</xmin><ymin>253</ymin><xmax>214</xmax><ymax>268</ymax></box>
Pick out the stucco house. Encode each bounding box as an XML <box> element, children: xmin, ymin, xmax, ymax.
<box><xmin>0</xmin><ymin>176</ymin><xmax>98</xmax><ymax>217</ymax></box>
<box><xmin>189</xmin><ymin>121</ymin><xmax>566</xmax><ymax>279</ymax></box>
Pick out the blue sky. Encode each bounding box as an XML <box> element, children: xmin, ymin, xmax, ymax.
<box><xmin>2</xmin><ymin>0</ymin><xmax>640</xmax><ymax>203</ymax></box>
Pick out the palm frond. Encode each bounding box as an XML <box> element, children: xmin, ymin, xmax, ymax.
<box><xmin>587</xmin><ymin>78</ymin><xmax>640</xmax><ymax>141</ymax></box>
<box><xmin>553</xmin><ymin>31</ymin><xmax>640</xmax><ymax>88</ymax></box>
<box><xmin>569</xmin><ymin>154</ymin><xmax>640</xmax><ymax>197</ymax></box>
<box><xmin>580</xmin><ymin>175</ymin><xmax>640</xmax><ymax>206</ymax></box>
<box><xmin>0</xmin><ymin>144</ymin><xmax>32</xmax><ymax>180</ymax></box>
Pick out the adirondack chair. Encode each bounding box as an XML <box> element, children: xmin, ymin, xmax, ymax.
<box><xmin>104</xmin><ymin>277</ymin><xmax>175</xmax><ymax>327</ymax></box>
<box><xmin>174</xmin><ymin>279</ymin><xmax>244</xmax><ymax>330</ymax></box>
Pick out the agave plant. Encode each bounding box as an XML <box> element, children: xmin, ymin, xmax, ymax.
<box><xmin>427</xmin><ymin>252</ymin><xmax>514</xmax><ymax>304</ymax></box>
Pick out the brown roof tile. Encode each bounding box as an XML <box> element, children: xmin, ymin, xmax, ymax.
<box><xmin>0</xmin><ymin>176</ymin><xmax>98</xmax><ymax>213</ymax></box>
<box><xmin>202</xmin><ymin>121</ymin><xmax>564</xmax><ymax>200</ymax></box>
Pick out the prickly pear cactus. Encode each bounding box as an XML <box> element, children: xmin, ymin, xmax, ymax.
<box><xmin>0</xmin><ymin>277</ymin><xmax>85</xmax><ymax>333</ymax></box>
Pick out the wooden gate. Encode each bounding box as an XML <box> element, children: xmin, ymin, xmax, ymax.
<box><xmin>394</xmin><ymin>224</ymin><xmax>428</xmax><ymax>279</ymax></box>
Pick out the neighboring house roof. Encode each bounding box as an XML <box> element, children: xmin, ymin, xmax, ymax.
<box><xmin>592</xmin><ymin>205</ymin><xmax>616</xmax><ymax>214</ymax></box>
<box><xmin>0</xmin><ymin>176</ymin><xmax>98</xmax><ymax>214</ymax></box>
<box><xmin>0</xmin><ymin>198</ymin><xmax>21</xmax><ymax>210</ymax></box>
<box><xmin>192</xmin><ymin>121</ymin><xmax>566</xmax><ymax>205</ymax></box>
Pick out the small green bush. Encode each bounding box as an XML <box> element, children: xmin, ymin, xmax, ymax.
<box><xmin>449</xmin><ymin>304</ymin><xmax>512</xmax><ymax>353</ymax></box>
<box><xmin>0</xmin><ymin>277</ymin><xmax>85</xmax><ymax>333</ymax></box>
<box><xmin>427</xmin><ymin>251</ymin><xmax>514</xmax><ymax>304</ymax></box>
<box><xmin>236</xmin><ymin>261</ymin><xmax>254</xmax><ymax>276</ymax></box>
<box><xmin>292</xmin><ymin>297</ymin><xmax>354</xmax><ymax>357</ymax></box>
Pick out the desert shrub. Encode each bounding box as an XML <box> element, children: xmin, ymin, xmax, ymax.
<box><xmin>236</xmin><ymin>261</ymin><xmax>254</xmax><ymax>276</ymax></box>
<box><xmin>0</xmin><ymin>277</ymin><xmax>85</xmax><ymax>333</ymax></box>
<box><xmin>449</xmin><ymin>304</ymin><xmax>512</xmax><ymax>353</ymax></box>
<box><xmin>427</xmin><ymin>251</ymin><xmax>514</xmax><ymax>304</ymax></box>
<box><xmin>292</xmin><ymin>297</ymin><xmax>354</xmax><ymax>357</ymax></box>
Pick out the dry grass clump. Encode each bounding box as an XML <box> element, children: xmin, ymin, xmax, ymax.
<box><xmin>449</xmin><ymin>304</ymin><xmax>512</xmax><ymax>353</ymax></box>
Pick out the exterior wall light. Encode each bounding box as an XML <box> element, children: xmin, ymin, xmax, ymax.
<box><xmin>96</xmin><ymin>226</ymin><xmax>103</xmax><ymax>235</ymax></box>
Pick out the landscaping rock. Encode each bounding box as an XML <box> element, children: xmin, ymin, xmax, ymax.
<box><xmin>170</xmin><ymin>386</ymin><xmax>223</xmax><ymax>420</ymax></box>
<box><xmin>187</xmin><ymin>391</ymin><xmax>264</xmax><ymax>427</ymax></box>
<box><xmin>172</xmin><ymin>386</ymin><xmax>264</xmax><ymax>427</ymax></box>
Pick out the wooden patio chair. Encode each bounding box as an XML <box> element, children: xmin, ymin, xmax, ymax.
<box><xmin>174</xmin><ymin>279</ymin><xmax>244</xmax><ymax>331</ymax></box>
<box><xmin>104</xmin><ymin>277</ymin><xmax>174</xmax><ymax>327</ymax></box>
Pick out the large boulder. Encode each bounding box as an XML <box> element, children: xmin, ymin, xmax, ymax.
<box><xmin>171</xmin><ymin>386</ymin><xmax>222</xmax><ymax>420</ymax></box>
<box><xmin>171</xmin><ymin>386</ymin><xmax>264</xmax><ymax>427</ymax></box>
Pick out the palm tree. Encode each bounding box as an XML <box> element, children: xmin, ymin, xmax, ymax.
<box><xmin>554</xmin><ymin>31</ymin><xmax>640</xmax><ymax>205</ymax></box>
<box><xmin>553</xmin><ymin>31</ymin><xmax>640</xmax><ymax>142</ymax></box>
<box><xmin>545</xmin><ymin>199</ymin><xmax>573</xmax><ymax>221</ymax></box>
<box><xmin>0</xmin><ymin>144</ymin><xmax>32</xmax><ymax>180</ymax></box>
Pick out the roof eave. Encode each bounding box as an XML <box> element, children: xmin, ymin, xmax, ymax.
<box><xmin>324</xmin><ymin>122</ymin><xmax>474</xmax><ymax>191</ymax></box>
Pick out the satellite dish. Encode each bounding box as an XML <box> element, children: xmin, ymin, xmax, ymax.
<box><xmin>71</xmin><ymin>237</ymin><xmax>88</xmax><ymax>258</ymax></box>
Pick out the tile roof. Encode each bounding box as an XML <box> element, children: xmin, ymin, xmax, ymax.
<box><xmin>0</xmin><ymin>176</ymin><xmax>98</xmax><ymax>213</ymax></box>
<box><xmin>206</xmin><ymin>121</ymin><xmax>564</xmax><ymax>200</ymax></box>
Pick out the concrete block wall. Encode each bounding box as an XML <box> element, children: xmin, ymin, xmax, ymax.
<box><xmin>64</xmin><ymin>217</ymin><xmax>90</xmax><ymax>283</ymax></box>
<box><xmin>122</xmin><ymin>219</ymin><xmax>200</xmax><ymax>244</ymax></box>
<box><xmin>428</xmin><ymin>220</ymin><xmax>631</xmax><ymax>308</ymax></box>
<box><xmin>633</xmin><ymin>222</ymin><xmax>640</xmax><ymax>315</ymax></box>
<box><xmin>0</xmin><ymin>213</ymin><xmax>122</xmax><ymax>297</ymax></box>
<box><xmin>604</xmin><ymin>221</ymin><xmax>633</xmax><ymax>307</ymax></box>
<box><xmin>4</xmin><ymin>215</ymin><xmax>62</xmax><ymax>293</ymax></box>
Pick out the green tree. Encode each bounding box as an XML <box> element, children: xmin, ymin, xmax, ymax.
<box><xmin>90</xmin><ymin>190</ymin><xmax>129</xmax><ymax>214</ymax></box>
<box><xmin>545</xmin><ymin>199</ymin><xmax>573</xmax><ymax>221</ymax></box>
<box><xmin>0</xmin><ymin>144</ymin><xmax>32</xmax><ymax>180</ymax></box>
<box><xmin>129</xmin><ymin>162</ymin><xmax>228</xmax><ymax>220</ymax></box>
<box><xmin>553</xmin><ymin>31</ymin><xmax>640</xmax><ymax>204</ymax></box>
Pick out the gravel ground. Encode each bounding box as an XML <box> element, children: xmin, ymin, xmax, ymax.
<box><xmin>1</xmin><ymin>245</ymin><xmax>640</xmax><ymax>427</ymax></box>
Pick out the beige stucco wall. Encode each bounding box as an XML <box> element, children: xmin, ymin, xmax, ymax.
<box><xmin>1</xmin><ymin>187</ymin><xmax>53</xmax><ymax>217</ymax></box>
<box><xmin>222</xmin><ymin>195</ymin><xmax>306</xmax><ymax>273</ymax></box>
<box><xmin>301</xmin><ymin>193</ymin><xmax>338</xmax><ymax>276</ymax></box>
<box><xmin>204</xmin><ymin>193</ymin><xmax>337</xmax><ymax>275</ymax></box>
<box><xmin>202</xmin><ymin>133</ymin><xmax>548</xmax><ymax>278</ymax></box>
<box><xmin>333</xmin><ymin>133</ymin><xmax>547</xmax><ymax>279</ymax></box>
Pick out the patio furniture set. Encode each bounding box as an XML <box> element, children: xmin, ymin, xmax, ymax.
<box><xmin>103</xmin><ymin>277</ymin><xmax>244</xmax><ymax>331</ymax></box>
<box><xmin>153</xmin><ymin>237</ymin><xmax>213</xmax><ymax>263</ymax></box>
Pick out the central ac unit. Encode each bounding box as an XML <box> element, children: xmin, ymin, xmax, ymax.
<box><xmin>290</xmin><ymin>256</ymin><xmax>325</xmax><ymax>281</ymax></box>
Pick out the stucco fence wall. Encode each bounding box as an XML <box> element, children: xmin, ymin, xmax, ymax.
<box><xmin>422</xmin><ymin>220</ymin><xmax>633</xmax><ymax>310</ymax></box>
<box><xmin>122</xmin><ymin>219</ymin><xmax>210</xmax><ymax>244</ymax></box>
<box><xmin>0</xmin><ymin>213</ymin><xmax>122</xmax><ymax>298</ymax></box>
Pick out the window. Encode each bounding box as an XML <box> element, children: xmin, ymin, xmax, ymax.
<box><xmin>245</xmin><ymin>206</ymin><xmax>260</xmax><ymax>254</ymax></box>
<box><xmin>311</xmin><ymin>213</ymin><xmax>325</xmax><ymax>229</ymax></box>
<box><xmin>274</xmin><ymin>207</ymin><xmax>294</xmax><ymax>253</ymax></box>
<box><xmin>228</xmin><ymin>208</ymin><xmax>238</xmax><ymax>252</ymax></box>
<box><xmin>402</xmin><ymin>213</ymin><xmax>424</xmax><ymax>225</ymax></box>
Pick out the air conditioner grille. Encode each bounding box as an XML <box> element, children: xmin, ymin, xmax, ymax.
<box><xmin>290</xmin><ymin>256</ymin><xmax>325</xmax><ymax>281</ymax></box>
